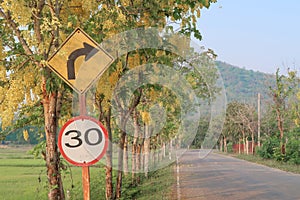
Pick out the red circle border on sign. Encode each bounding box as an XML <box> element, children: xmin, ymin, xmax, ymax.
<box><xmin>58</xmin><ymin>115</ymin><xmax>108</xmax><ymax>167</ymax></box>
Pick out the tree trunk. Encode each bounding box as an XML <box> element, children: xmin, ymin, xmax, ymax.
<box><xmin>154</xmin><ymin>147</ymin><xmax>159</xmax><ymax>166</ymax></box>
<box><xmin>104</xmin><ymin>109</ymin><xmax>113</xmax><ymax>200</ymax></box>
<box><xmin>177</xmin><ymin>137</ymin><xmax>181</xmax><ymax>149</ymax></box>
<box><xmin>123</xmin><ymin>136</ymin><xmax>129</xmax><ymax>176</ymax></box>
<box><xmin>136</xmin><ymin>144</ymin><xmax>141</xmax><ymax>184</ymax></box>
<box><xmin>43</xmin><ymin>90</ymin><xmax>65</xmax><ymax>200</ymax></box>
<box><xmin>238</xmin><ymin>138</ymin><xmax>241</xmax><ymax>154</ymax></box>
<box><xmin>251</xmin><ymin>132</ymin><xmax>255</xmax><ymax>154</ymax></box>
<box><xmin>159</xmin><ymin>145</ymin><xmax>163</xmax><ymax>162</ymax></box>
<box><xmin>144</xmin><ymin>124</ymin><xmax>151</xmax><ymax>178</ymax></box>
<box><xmin>169</xmin><ymin>140</ymin><xmax>172</xmax><ymax>160</ymax></box>
<box><xmin>115</xmin><ymin>130</ymin><xmax>126</xmax><ymax>199</ymax></box>
<box><xmin>152</xmin><ymin>149</ymin><xmax>156</xmax><ymax>167</ymax></box>
<box><xmin>276</xmin><ymin>108</ymin><xmax>285</xmax><ymax>154</ymax></box>
<box><xmin>223</xmin><ymin>136</ymin><xmax>227</xmax><ymax>153</ymax></box>
<box><xmin>131</xmin><ymin>145</ymin><xmax>136</xmax><ymax>182</ymax></box>
<box><xmin>114</xmin><ymin>84</ymin><xmax>142</xmax><ymax>199</ymax></box>
<box><xmin>246</xmin><ymin>140</ymin><xmax>249</xmax><ymax>155</ymax></box>
<box><xmin>219</xmin><ymin>136</ymin><xmax>223</xmax><ymax>152</ymax></box>
<box><xmin>42</xmin><ymin>3</ymin><xmax>65</xmax><ymax>198</ymax></box>
<box><xmin>242</xmin><ymin>129</ymin><xmax>246</xmax><ymax>154</ymax></box>
<box><xmin>132</xmin><ymin>110</ymin><xmax>139</xmax><ymax>182</ymax></box>
<box><xmin>257</xmin><ymin>93</ymin><xmax>261</xmax><ymax>147</ymax></box>
<box><xmin>163</xmin><ymin>142</ymin><xmax>166</xmax><ymax>158</ymax></box>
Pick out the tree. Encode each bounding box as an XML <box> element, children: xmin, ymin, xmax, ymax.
<box><xmin>237</xmin><ymin>104</ymin><xmax>257</xmax><ymax>154</ymax></box>
<box><xmin>87</xmin><ymin>1</ymin><xmax>219</xmax><ymax>199</ymax></box>
<box><xmin>269</xmin><ymin>69</ymin><xmax>297</xmax><ymax>154</ymax></box>
<box><xmin>257</xmin><ymin>69</ymin><xmax>299</xmax><ymax>162</ymax></box>
<box><xmin>293</xmin><ymin>91</ymin><xmax>300</xmax><ymax>127</ymax></box>
<box><xmin>0</xmin><ymin>0</ymin><xmax>219</xmax><ymax>199</ymax></box>
<box><xmin>290</xmin><ymin>75</ymin><xmax>300</xmax><ymax>127</ymax></box>
<box><xmin>0</xmin><ymin>1</ymin><xmax>99</xmax><ymax>199</ymax></box>
<box><xmin>222</xmin><ymin>102</ymin><xmax>243</xmax><ymax>153</ymax></box>
<box><xmin>222</xmin><ymin>102</ymin><xmax>257</xmax><ymax>154</ymax></box>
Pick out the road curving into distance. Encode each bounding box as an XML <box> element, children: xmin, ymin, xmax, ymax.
<box><xmin>172</xmin><ymin>150</ymin><xmax>300</xmax><ymax>200</ymax></box>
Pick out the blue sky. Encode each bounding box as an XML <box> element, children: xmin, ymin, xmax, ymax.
<box><xmin>197</xmin><ymin>0</ymin><xmax>300</xmax><ymax>74</ymax></box>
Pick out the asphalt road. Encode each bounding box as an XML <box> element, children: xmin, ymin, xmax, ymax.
<box><xmin>173</xmin><ymin>150</ymin><xmax>300</xmax><ymax>200</ymax></box>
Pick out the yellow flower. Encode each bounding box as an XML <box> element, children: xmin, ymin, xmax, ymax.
<box><xmin>23</xmin><ymin>130</ymin><xmax>29</xmax><ymax>141</ymax></box>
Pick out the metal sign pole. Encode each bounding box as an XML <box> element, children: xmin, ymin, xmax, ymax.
<box><xmin>82</xmin><ymin>165</ymin><xmax>90</xmax><ymax>200</ymax></box>
<box><xmin>79</xmin><ymin>93</ymin><xmax>90</xmax><ymax>200</ymax></box>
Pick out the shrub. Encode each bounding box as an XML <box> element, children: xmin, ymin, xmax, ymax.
<box><xmin>285</xmin><ymin>128</ymin><xmax>300</xmax><ymax>164</ymax></box>
<box><xmin>257</xmin><ymin>136</ymin><xmax>280</xmax><ymax>159</ymax></box>
<box><xmin>227</xmin><ymin>142</ymin><xmax>233</xmax><ymax>153</ymax></box>
<box><xmin>258</xmin><ymin>129</ymin><xmax>300</xmax><ymax>164</ymax></box>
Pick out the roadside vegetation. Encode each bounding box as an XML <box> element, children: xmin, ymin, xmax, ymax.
<box><xmin>0</xmin><ymin>0</ymin><xmax>219</xmax><ymax>199</ymax></box>
<box><xmin>0</xmin><ymin>0</ymin><xmax>299</xmax><ymax>199</ymax></box>
<box><xmin>233</xmin><ymin>153</ymin><xmax>300</xmax><ymax>174</ymax></box>
<box><xmin>218</xmin><ymin>68</ymin><xmax>300</xmax><ymax>173</ymax></box>
<box><xmin>0</xmin><ymin>145</ymin><xmax>174</xmax><ymax>200</ymax></box>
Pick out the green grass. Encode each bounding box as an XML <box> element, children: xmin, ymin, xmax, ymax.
<box><xmin>0</xmin><ymin>146</ymin><xmax>46</xmax><ymax>200</ymax></box>
<box><xmin>0</xmin><ymin>146</ymin><xmax>175</xmax><ymax>200</ymax></box>
<box><xmin>0</xmin><ymin>146</ymin><xmax>87</xmax><ymax>200</ymax></box>
<box><xmin>229</xmin><ymin>153</ymin><xmax>300</xmax><ymax>174</ymax></box>
<box><xmin>121</xmin><ymin>166</ymin><xmax>175</xmax><ymax>200</ymax></box>
<box><xmin>0</xmin><ymin>146</ymin><xmax>33</xmax><ymax>159</ymax></box>
<box><xmin>0</xmin><ymin>165</ymin><xmax>46</xmax><ymax>200</ymax></box>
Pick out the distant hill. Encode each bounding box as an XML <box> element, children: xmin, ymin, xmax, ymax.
<box><xmin>216</xmin><ymin>61</ymin><xmax>275</xmax><ymax>105</ymax></box>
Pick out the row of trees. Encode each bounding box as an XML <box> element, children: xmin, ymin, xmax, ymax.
<box><xmin>219</xmin><ymin>68</ymin><xmax>300</xmax><ymax>164</ymax></box>
<box><xmin>78</xmin><ymin>30</ymin><xmax>221</xmax><ymax>199</ymax></box>
<box><xmin>0</xmin><ymin>0</ymin><xmax>219</xmax><ymax>199</ymax></box>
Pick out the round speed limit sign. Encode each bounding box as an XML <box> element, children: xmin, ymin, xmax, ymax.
<box><xmin>58</xmin><ymin>116</ymin><xmax>108</xmax><ymax>166</ymax></box>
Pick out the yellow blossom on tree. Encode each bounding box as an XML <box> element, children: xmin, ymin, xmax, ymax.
<box><xmin>23</xmin><ymin>129</ymin><xmax>29</xmax><ymax>142</ymax></box>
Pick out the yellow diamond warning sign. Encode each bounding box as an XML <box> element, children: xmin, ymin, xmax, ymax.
<box><xmin>47</xmin><ymin>28</ymin><xmax>114</xmax><ymax>93</ymax></box>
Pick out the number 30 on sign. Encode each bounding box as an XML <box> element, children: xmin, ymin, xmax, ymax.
<box><xmin>58</xmin><ymin>116</ymin><xmax>108</xmax><ymax>166</ymax></box>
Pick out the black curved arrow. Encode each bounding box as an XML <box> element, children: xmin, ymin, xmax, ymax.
<box><xmin>67</xmin><ymin>42</ymin><xmax>99</xmax><ymax>80</ymax></box>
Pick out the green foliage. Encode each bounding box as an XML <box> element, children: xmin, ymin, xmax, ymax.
<box><xmin>234</xmin><ymin>154</ymin><xmax>300</xmax><ymax>174</ymax></box>
<box><xmin>216</xmin><ymin>61</ymin><xmax>275</xmax><ymax>104</ymax></box>
<box><xmin>222</xmin><ymin>101</ymin><xmax>257</xmax><ymax>146</ymax></box>
<box><xmin>257</xmin><ymin>135</ymin><xmax>280</xmax><ymax>159</ymax></box>
<box><xmin>0</xmin><ymin>146</ymin><xmax>94</xmax><ymax>200</ymax></box>
<box><xmin>257</xmin><ymin>128</ymin><xmax>300</xmax><ymax>164</ymax></box>
<box><xmin>285</xmin><ymin>128</ymin><xmax>300</xmax><ymax>164</ymax></box>
<box><xmin>0</xmin><ymin>0</ymin><xmax>219</xmax><ymax>198</ymax></box>
<box><xmin>29</xmin><ymin>140</ymin><xmax>46</xmax><ymax>159</ymax></box>
<box><xmin>191</xmin><ymin>119</ymin><xmax>209</xmax><ymax>148</ymax></box>
<box><xmin>4</xmin><ymin>126</ymin><xmax>44</xmax><ymax>145</ymax></box>
<box><xmin>220</xmin><ymin>64</ymin><xmax>299</xmax><ymax>166</ymax></box>
<box><xmin>120</xmin><ymin>166</ymin><xmax>174</xmax><ymax>200</ymax></box>
<box><xmin>227</xmin><ymin>142</ymin><xmax>233</xmax><ymax>153</ymax></box>
<box><xmin>261</xmin><ymin>107</ymin><xmax>278</xmax><ymax>137</ymax></box>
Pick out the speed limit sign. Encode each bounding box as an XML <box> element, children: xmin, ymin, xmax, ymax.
<box><xmin>58</xmin><ymin>116</ymin><xmax>108</xmax><ymax>166</ymax></box>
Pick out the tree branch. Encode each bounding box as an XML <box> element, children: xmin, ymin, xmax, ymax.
<box><xmin>0</xmin><ymin>9</ymin><xmax>33</xmax><ymax>56</ymax></box>
<box><xmin>33</xmin><ymin>0</ymin><xmax>45</xmax><ymax>48</ymax></box>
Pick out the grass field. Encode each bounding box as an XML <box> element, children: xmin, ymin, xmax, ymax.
<box><xmin>0</xmin><ymin>145</ymin><xmax>46</xmax><ymax>200</ymax></box>
<box><xmin>0</xmin><ymin>145</ymin><xmax>174</xmax><ymax>200</ymax></box>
